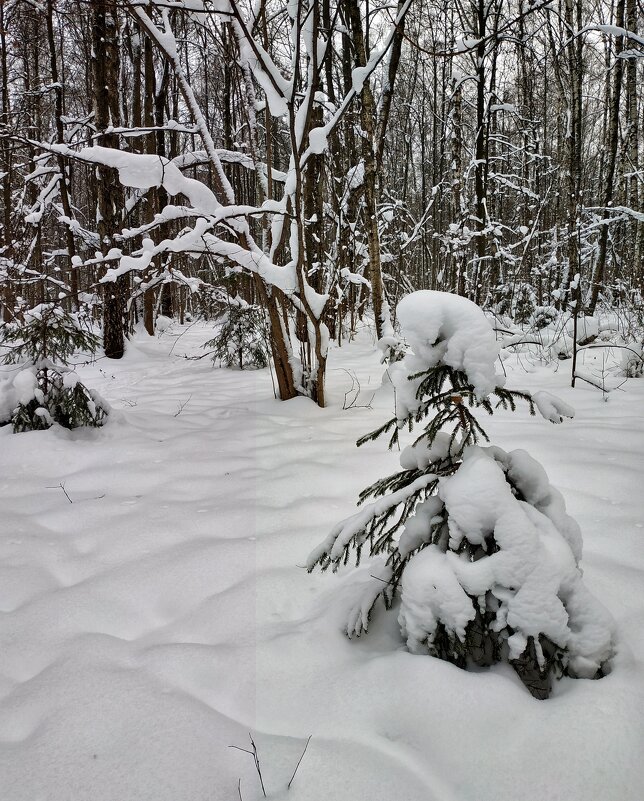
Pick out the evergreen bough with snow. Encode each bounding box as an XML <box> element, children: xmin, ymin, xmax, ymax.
<box><xmin>0</xmin><ymin>304</ymin><xmax>108</xmax><ymax>433</ymax></box>
<box><xmin>308</xmin><ymin>291</ymin><xmax>614</xmax><ymax>699</ymax></box>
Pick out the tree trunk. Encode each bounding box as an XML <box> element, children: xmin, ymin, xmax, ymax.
<box><xmin>588</xmin><ymin>0</ymin><xmax>625</xmax><ymax>314</ymax></box>
<box><xmin>625</xmin><ymin>0</ymin><xmax>642</xmax><ymax>283</ymax></box>
<box><xmin>46</xmin><ymin>0</ymin><xmax>78</xmax><ymax>310</ymax></box>
<box><xmin>93</xmin><ymin>0</ymin><xmax>126</xmax><ymax>359</ymax></box>
<box><xmin>0</xmin><ymin>0</ymin><xmax>14</xmax><ymax>321</ymax></box>
<box><xmin>345</xmin><ymin>0</ymin><xmax>387</xmax><ymax>340</ymax></box>
<box><xmin>563</xmin><ymin>0</ymin><xmax>583</xmax><ymax>315</ymax></box>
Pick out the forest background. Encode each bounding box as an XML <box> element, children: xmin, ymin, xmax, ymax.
<box><xmin>0</xmin><ymin>0</ymin><xmax>642</xmax><ymax>406</ymax></box>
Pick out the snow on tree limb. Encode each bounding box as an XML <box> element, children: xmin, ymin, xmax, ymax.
<box><xmin>531</xmin><ymin>391</ymin><xmax>575</xmax><ymax>424</ymax></box>
<box><xmin>306</xmin><ymin>473</ymin><xmax>438</xmax><ymax>569</ymax></box>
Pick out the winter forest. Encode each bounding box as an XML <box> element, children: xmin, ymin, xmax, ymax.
<box><xmin>0</xmin><ymin>0</ymin><xmax>643</xmax><ymax>799</ymax></box>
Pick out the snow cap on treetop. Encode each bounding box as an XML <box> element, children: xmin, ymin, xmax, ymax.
<box><xmin>397</xmin><ymin>290</ymin><xmax>502</xmax><ymax>398</ymax></box>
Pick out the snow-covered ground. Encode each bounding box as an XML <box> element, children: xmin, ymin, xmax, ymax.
<box><xmin>1</xmin><ymin>322</ymin><xmax>643</xmax><ymax>801</ymax></box>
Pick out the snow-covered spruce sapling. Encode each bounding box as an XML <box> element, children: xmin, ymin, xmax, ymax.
<box><xmin>0</xmin><ymin>304</ymin><xmax>108</xmax><ymax>432</ymax></box>
<box><xmin>203</xmin><ymin>299</ymin><xmax>269</xmax><ymax>370</ymax></box>
<box><xmin>307</xmin><ymin>291</ymin><xmax>614</xmax><ymax>699</ymax></box>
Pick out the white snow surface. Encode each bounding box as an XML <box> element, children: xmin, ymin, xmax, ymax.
<box><xmin>1</xmin><ymin>324</ymin><xmax>643</xmax><ymax>800</ymax></box>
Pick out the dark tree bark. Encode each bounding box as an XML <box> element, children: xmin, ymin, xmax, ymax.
<box><xmin>0</xmin><ymin>0</ymin><xmax>14</xmax><ymax>321</ymax></box>
<box><xmin>589</xmin><ymin>0</ymin><xmax>626</xmax><ymax>314</ymax></box>
<box><xmin>46</xmin><ymin>0</ymin><xmax>78</xmax><ymax>309</ymax></box>
<box><xmin>93</xmin><ymin>0</ymin><xmax>126</xmax><ymax>359</ymax></box>
<box><xmin>345</xmin><ymin>0</ymin><xmax>387</xmax><ymax>340</ymax></box>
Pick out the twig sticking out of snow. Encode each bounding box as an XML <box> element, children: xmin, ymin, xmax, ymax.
<box><xmin>46</xmin><ymin>482</ymin><xmax>73</xmax><ymax>504</ymax></box>
<box><xmin>229</xmin><ymin>734</ymin><xmax>266</xmax><ymax>798</ymax></box>
<box><xmin>174</xmin><ymin>395</ymin><xmax>192</xmax><ymax>417</ymax></box>
<box><xmin>287</xmin><ymin>735</ymin><xmax>313</xmax><ymax>789</ymax></box>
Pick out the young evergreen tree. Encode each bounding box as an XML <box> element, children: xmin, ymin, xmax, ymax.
<box><xmin>204</xmin><ymin>300</ymin><xmax>269</xmax><ymax>371</ymax></box>
<box><xmin>308</xmin><ymin>291</ymin><xmax>614</xmax><ymax>699</ymax></box>
<box><xmin>0</xmin><ymin>303</ymin><xmax>107</xmax><ymax>432</ymax></box>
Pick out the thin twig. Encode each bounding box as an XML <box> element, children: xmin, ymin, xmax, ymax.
<box><xmin>46</xmin><ymin>482</ymin><xmax>73</xmax><ymax>503</ymax></box>
<box><xmin>339</xmin><ymin>368</ymin><xmax>375</xmax><ymax>410</ymax></box>
<box><xmin>287</xmin><ymin>735</ymin><xmax>312</xmax><ymax>789</ymax></box>
<box><xmin>229</xmin><ymin>735</ymin><xmax>266</xmax><ymax>798</ymax></box>
<box><xmin>174</xmin><ymin>394</ymin><xmax>192</xmax><ymax>417</ymax></box>
<box><xmin>229</xmin><ymin>746</ymin><xmax>254</xmax><ymax>757</ymax></box>
<box><xmin>572</xmin><ymin>372</ymin><xmax>606</xmax><ymax>391</ymax></box>
<box><xmin>248</xmin><ymin>734</ymin><xmax>266</xmax><ymax>798</ymax></box>
<box><xmin>181</xmin><ymin>350</ymin><xmax>215</xmax><ymax>361</ymax></box>
<box><xmin>167</xmin><ymin>319</ymin><xmax>200</xmax><ymax>355</ymax></box>
<box><xmin>60</xmin><ymin>484</ymin><xmax>73</xmax><ymax>504</ymax></box>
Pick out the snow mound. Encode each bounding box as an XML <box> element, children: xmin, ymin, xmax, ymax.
<box><xmin>399</xmin><ymin>447</ymin><xmax>614</xmax><ymax>678</ymax></box>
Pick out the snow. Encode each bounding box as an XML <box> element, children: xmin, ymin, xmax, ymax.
<box><xmin>12</xmin><ymin>368</ymin><xmax>39</xmax><ymax>405</ymax></box>
<box><xmin>1</xmin><ymin>325</ymin><xmax>644</xmax><ymax>800</ymax></box>
<box><xmin>397</xmin><ymin>496</ymin><xmax>445</xmax><ymax>558</ymax></box>
<box><xmin>532</xmin><ymin>390</ymin><xmax>575</xmax><ymax>424</ymax></box>
<box><xmin>308</xmin><ymin>126</ymin><xmax>328</xmax><ymax>155</ymax></box>
<box><xmin>397</xmin><ymin>291</ymin><xmax>501</xmax><ymax>398</ymax></box>
<box><xmin>81</xmin><ymin>147</ymin><xmax>220</xmax><ymax>215</ymax></box>
<box><xmin>399</xmin><ymin>431</ymin><xmax>455</xmax><ymax>470</ymax></box>
<box><xmin>399</xmin><ymin>447</ymin><xmax>614</xmax><ymax>673</ymax></box>
<box><xmin>389</xmin><ymin>291</ymin><xmax>503</xmax><ymax>422</ymax></box>
<box><xmin>345</xmin><ymin>160</ymin><xmax>365</xmax><ymax>193</ymax></box>
<box><xmin>234</xmin><ymin>29</ymin><xmax>290</xmax><ymax>118</ymax></box>
<box><xmin>400</xmin><ymin>546</ymin><xmax>476</xmax><ymax>644</ymax></box>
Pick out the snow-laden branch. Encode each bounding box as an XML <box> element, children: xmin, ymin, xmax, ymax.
<box><xmin>98</xmin><ymin>220</ymin><xmax>297</xmax><ymax>294</ymax></box>
<box><xmin>83</xmin><ymin>146</ymin><xmax>221</xmax><ymax>215</ymax></box>
<box><xmin>307</xmin><ymin>473</ymin><xmax>438</xmax><ymax>568</ymax></box>
<box><xmin>579</xmin><ymin>23</ymin><xmax>644</xmax><ymax>49</ymax></box>
<box><xmin>530</xmin><ymin>391</ymin><xmax>575</xmax><ymax>424</ymax></box>
<box><xmin>229</xmin><ymin>7</ymin><xmax>292</xmax><ymax>117</ymax></box>
<box><xmin>20</xmin><ymin>141</ymin><xmax>297</xmax><ymax>293</ymax></box>
<box><xmin>301</xmin><ymin>0</ymin><xmax>413</xmax><ymax>166</ymax></box>
<box><xmin>127</xmin><ymin>4</ymin><xmax>238</xmax><ymax>210</ymax></box>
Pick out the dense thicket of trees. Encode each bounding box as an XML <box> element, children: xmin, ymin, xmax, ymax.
<box><xmin>0</xmin><ymin>0</ymin><xmax>642</xmax><ymax>406</ymax></box>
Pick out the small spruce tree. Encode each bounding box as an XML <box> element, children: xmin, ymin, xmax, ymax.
<box><xmin>204</xmin><ymin>299</ymin><xmax>269</xmax><ymax>370</ymax></box>
<box><xmin>308</xmin><ymin>291</ymin><xmax>614</xmax><ymax>699</ymax></box>
<box><xmin>0</xmin><ymin>303</ymin><xmax>108</xmax><ymax>432</ymax></box>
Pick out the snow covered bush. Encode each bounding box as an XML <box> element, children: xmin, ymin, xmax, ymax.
<box><xmin>0</xmin><ymin>304</ymin><xmax>108</xmax><ymax>433</ymax></box>
<box><xmin>308</xmin><ymin>290</ymin><xmax>614</xmax><ymax>699</ymax></box>
<box><xmin>204</xmin><ymin>300</ymin><xmax>269</xmax><ymax>370</ymax></box>
<box><xmin>531</xmin><ymin>305</ymin><xmax>558</xmax><ymax>331</ymax></box>
<box><xmin>621</xmin><ymin>342</ymin><xmax>644</xmax><ymax>378</ymax></box>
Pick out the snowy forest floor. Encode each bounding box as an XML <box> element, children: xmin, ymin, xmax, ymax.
<box><xmin>1</xmin><ymin>322</ymin><xmax>643</xmax><ymax>801</ymax></box>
